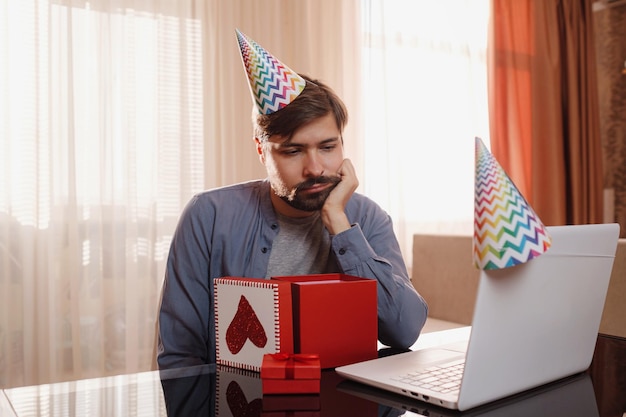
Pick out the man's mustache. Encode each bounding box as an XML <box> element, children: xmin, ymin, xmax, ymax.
<box><xmin>295</xmin><ymin>176</ymin><xmax>341</xmax><ymax>192</ymax></box>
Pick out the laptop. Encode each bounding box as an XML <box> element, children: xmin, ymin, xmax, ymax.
<box><xmin>335</xmin><ymin>223</ymin><xmax>620</xmax><ymax>411</ymax></box>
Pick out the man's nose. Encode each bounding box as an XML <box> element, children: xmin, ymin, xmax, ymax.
<box><xmin>303</xmin><ymin>152</ymin><xmax>324</xmax><ymax>177</ymax></box>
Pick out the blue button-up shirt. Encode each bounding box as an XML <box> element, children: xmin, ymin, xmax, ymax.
<box><xmin>157</xmin><ymin>179</ymin><xmax>428</xmax><ymax>369</ymax></box>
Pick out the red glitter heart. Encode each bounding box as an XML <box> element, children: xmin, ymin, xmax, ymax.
<box><xmin>226</xmin><ymin>380</ymin><xmax>262</xmax><ymax>416</ymax></box>
<box><xmin>226</xmin><ymin>295</ymin><xmax>268</xmax><ymax>354</ymax></box>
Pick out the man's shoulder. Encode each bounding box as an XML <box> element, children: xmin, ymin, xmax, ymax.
<box><xmin>347</xmin><ymin>191</ymin><xmax>378</xmax><ymax>207</ymax></box>
<box><xmin>182</xmin><ymin>180</ymin><xmax>269</xmax><ymax>215</ymax></box>
<box><xmin>194</xmin><ymin>179</ymin><xmax>268</xmax><ymax>200</ymax></box>
<box><xmin>346</xmin><ymin>192</ymin><xmax>388</xmax><ymax>218</ymax></box>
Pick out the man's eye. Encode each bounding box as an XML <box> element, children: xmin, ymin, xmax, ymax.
<box><xmin>281</xmin><ymin>149</ymin><xmax>300</xmax><ymax>156</ymax></box>
<box><xmin>321</xmin><ymin>145</ymin><xmax>337</xmax><ymax>152</ymax></box>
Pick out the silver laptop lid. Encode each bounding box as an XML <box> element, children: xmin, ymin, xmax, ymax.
<box><xmin>459</xmin><ymin>223</ymin><xmax>619</xmax><ymax>410</ymax></box>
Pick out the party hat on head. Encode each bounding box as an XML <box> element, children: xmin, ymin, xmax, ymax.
<box><xmin>473</xmin><ymin>137</ymin><xmax>552</xmax><ymax>270</ymax></box>
<box><xmin>236</xmin><ymin>29</ymin><xmax>306</xmax><ymax>115</ymax></box>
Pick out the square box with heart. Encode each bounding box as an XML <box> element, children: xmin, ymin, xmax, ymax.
<box><xmin>214</xmin><ymin>277</ymin><xmax>295</xmax><ymax>372</ymax></box>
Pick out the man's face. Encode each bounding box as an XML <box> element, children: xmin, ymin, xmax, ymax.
<box><xmin>257</xmin><ymin>112</ymin><xmax>344</xmax><ymax>216</ymax></box>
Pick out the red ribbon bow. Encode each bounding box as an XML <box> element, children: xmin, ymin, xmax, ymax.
<box><xmin>269</xmin><ymin>353</ymin><xmax>319</xmax><ymax>379</ymax></box>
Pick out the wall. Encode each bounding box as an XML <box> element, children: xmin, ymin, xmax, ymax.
<box><xmin>594</xmin><ymin>1</ymin><xmax>626</xmax><ymax>237</ymax></box>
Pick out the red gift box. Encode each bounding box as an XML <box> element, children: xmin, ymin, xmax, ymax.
<box><xmin>261</xmin><ymin>353</ymin><xmax>321</xmax><ymax>394</ymax></box>
<box><xmin>272</xmin><ymin>274</ymin><xmax>378</xmax><ymax>369</ymax></box>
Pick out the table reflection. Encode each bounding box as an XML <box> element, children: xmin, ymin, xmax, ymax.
<box><xmin>160</xmin><ymin>365</ymin><xmax>216</xmax><ymax>416</ymax></box>
<box><xmin>2</xmin><ymin>332</ymin><xmax>624</xmax><ymax>416</ymax></box>
<box><xmin>160</xmin><ymin>364</ymin><xmax>381</xmax><ymax>417</ymax></box>
<box><xmin>159</xmin><ymin>363</ymin><xmax>599</xmax><ymax>417</ymax></box>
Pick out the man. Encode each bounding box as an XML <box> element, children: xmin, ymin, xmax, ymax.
<box><xmin>157</xmin><ymin>30</ymin><xmax>428</xmax><ymax>369</ymax></box>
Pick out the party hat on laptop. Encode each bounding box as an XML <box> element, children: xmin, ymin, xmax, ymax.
<box><xmin>473</xmin><ymin>137</ymin><xmax>552</xmax><ymax>270</ymax></box>
<box><xmin>236</xmin><ymin>29</ymin><xmax>306</xmax><ymax>115</ymax></box>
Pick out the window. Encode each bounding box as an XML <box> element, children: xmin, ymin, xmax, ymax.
<box><xmin>0</xmin><ymin>0</ymin><xmax>204</xmax><ymax>385</ymax></box>
<box><xmin>360</xmin><ymin>0</ymin><xmax>490</xmax><ymax>265</ymax></box>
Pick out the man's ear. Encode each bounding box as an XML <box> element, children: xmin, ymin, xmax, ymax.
<box><xmin>254</xmin><ymin>137</ymin><xmax>265</xmax><ymax>164</ymax></box>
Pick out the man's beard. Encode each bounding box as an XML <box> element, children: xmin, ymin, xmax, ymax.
<box><xmin>278</xmin><ymin>176</ymin><xmax>341</xmax><ymax>212</ymax></box>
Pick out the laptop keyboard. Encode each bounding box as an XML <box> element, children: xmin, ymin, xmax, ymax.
<box><xmin>391</xmin><ymin>359</ymin><xmax>465</xmax><ymax>394</ymax></box>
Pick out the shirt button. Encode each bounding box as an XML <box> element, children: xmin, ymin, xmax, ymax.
<box><xmin>271</xmin><ymin>224</ymin><xmax>278</xmax><ymax>230</ymax></box>
<box><xmin>261</xmin><ymin>247</ymin><xmax>268</xmax><ymax>253</ymax></box>
<box><xmin>338</xmin><ymin>248</ymin><xmax>346</xmax><ymax>255</ymax></box>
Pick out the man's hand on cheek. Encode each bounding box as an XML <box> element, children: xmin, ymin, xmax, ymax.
<box><xmin>321</xmin><ymin>159</ymin><xmax>358</xmax><ymax>235</ymax></box>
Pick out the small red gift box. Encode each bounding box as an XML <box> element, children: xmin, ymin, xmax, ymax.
<box><xmin>261</xmin><ymin>353</ymin><xmax>321</xmax><ymax>394</ymax></box>
<box><xmin>272</xmin><ymin>274</ymin><xmax>378</xmax><ymax>368</ymax></box>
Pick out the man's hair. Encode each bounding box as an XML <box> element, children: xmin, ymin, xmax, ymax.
<box><xmin>252</xmin><ymin>75</ymin><xmax>348</xmax><ymax>142</ymax></box>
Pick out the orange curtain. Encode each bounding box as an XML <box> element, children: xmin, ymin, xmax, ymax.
<box><xmin>489</xmin><ymin>0</ymin><xmax>604</xmax><ymax>226</ymax></box>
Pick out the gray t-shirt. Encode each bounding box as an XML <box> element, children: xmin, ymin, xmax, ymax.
<box><xmin>265</xmin><ymin>211</ymin><xmax>331</xmax><ymax>277</ymax></box>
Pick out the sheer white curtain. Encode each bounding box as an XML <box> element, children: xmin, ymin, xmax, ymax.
<box><xmin>360</xmin><ymin>0</ymin><xmax>491</xmax><ymax>269</ymax></box>
<box><xmin>0</xmin><ymin>0</ymin><xmax>206</xmax><ymax>387</ymax></box>
<box><xmin>0</xmin><ymin>0</ymin><xmax>360</xmax><ymax>387</ymax></box>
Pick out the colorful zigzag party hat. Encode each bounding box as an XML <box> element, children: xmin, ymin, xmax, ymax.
<box><xmin>474</xmin><ymin>137</ymin><xmax>552</xmax><ymax>270</ymax></box>
<box><xmin>236</xmin><ymin>29</ymin><xmax>306</xmax><ymax>115</ymax></box>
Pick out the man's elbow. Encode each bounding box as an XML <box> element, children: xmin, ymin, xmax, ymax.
<box><xmin>378</xmin><ymin>301</ymin><xmax>428</xmax><ymax>349</ymax></box>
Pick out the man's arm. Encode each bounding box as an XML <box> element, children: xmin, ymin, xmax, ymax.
<box><xmin>158</xmin><ymin>196</ymin><xmax>213</xmax><ymax>369</ymax></box>
<box><xmin>331</xmin><ymin>219</ymin><xmax>428</xmax><ymax>349</ymax></box>
<box><xmin>322</xmin><ymin>159</ymin><xmax>428</xmax><ymax>349</ymax></box>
